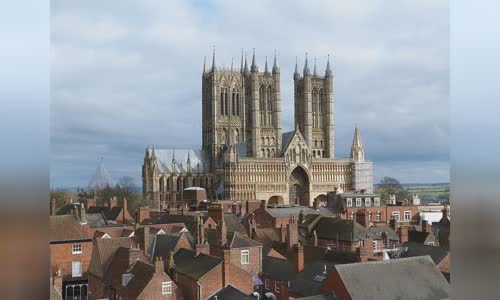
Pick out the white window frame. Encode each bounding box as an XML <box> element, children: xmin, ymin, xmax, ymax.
<box><xmin>376</xmin><ymin>211</ymin><xmax>381</xmax><ymax>221</ymax></box>
<box><xmin>265</xmin><ymin>279</ymin><xmax>269</xmax><ymax>290</ymax></box>
<box><xmin>122</xmin><ymin>273</ymin><xmax>133</xmax><ymax>286</ymax></box>
<box><xmin>404</xmin><ymin>211</ymin><xmax>411</xmax><ymax>221</ymax></box>
<box><xmin>162</xmin><ymin>281</ymin><xmax>172</xmax><ymax>295</ymax></box>
<box><xmin>346</xmin><ymin>198</ymin><xmax>352</xmax><ymax>207</ymax></box>
<box><xmin>355</xmin><ymin>198</ymin><xmax>362</xmax><ymax>207</ymax></box>
<box><xmin>72</xmin><ymin>244</ymin><xmax>82</xmax><ymax>254</ymax></box>
<box><xmin>275</xmin><ymin>281</ymin><xmax>281</xmax><ymax>293</ymax></box>
<box><xmin>392</xmin><ymin>211</ymin><xmax>400</xmax><ymax>221</ymax></box>
<box><xmin>368</xmin><ymin>212</ymin><xmax>372</xmax><ymax>221</ymax></box>
<box><xmin>428</xmin><ymin>242</ymin><xmax>434</xmax><ymax>246</ymax></box>
<box><xmin>372</xmin><ymin>240</ymin><xmax>377</xmax><ymax>251</ymax></box>
<box><xmin>364</xmin><ymin>198</ymin><xmax>371</xmax><ymax>207</ymax></box>
<box><xmin>241</xmin><ymin>250</ymin><xmax>250</xmax><ymax>265</ymax></box>
<box><xmin>374</xmin><ymin>197</ymin><xmax>380</xmax><ymax>206</ymax></box>
<box><xmin>72</xmin><ymin>261</ymin><xmax>82</xmax><ymax>277</ymax></box>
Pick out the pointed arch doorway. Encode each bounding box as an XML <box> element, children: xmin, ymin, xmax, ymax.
<box><xmin>289</xmin><ymin>166</ymin><xmax>310</xmax><ymax>206</ymax></box>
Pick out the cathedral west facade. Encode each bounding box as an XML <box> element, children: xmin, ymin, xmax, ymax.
<box><xmin>143</xmin><ymin>49</ymin><xmax>373</xmax><ymax>208</ymax></box>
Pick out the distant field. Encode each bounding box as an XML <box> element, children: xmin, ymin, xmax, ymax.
<box><xmin>404</xmin><ymin>183</ymin><xmax>450</xmax><ymax>203</ymax></box>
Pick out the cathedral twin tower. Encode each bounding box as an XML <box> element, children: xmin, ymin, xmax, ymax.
<box><xmin>202</xmin><ymin>49</ymin><xmax>334</xmax><ymax>171</ymax></box>
<box><xmin>143</xmin><ymin>48</ymin><xmax>373</xmax><ymax>207</ymax></box>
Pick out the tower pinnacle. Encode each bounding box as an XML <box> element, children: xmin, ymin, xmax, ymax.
<box><xmin>313</xmin><ymin>57</ymin><xmax>317</xmax><ymax>77</ymax></box>
<box><xmin>325</xmin><ymin>54</ymin><xmax>332</xmax><ymax>77</ymax></box>
<box><xmin>294</xmin><ymin>56</ymin><xmax>300</xmax><ymax>80</ymax></box>
<box><xmin>251</xmin><ymin>48</ymin><xmax>258</xmax><ymax>73</ymax></box>
<box><xmin>303</xmin><ymin>53</ymin><xmax>311</xmax><ymax>76</ymax></box>
<box><xmin>240</xmin><ymin>49</ymin><xmax>244</xmax><ymax>73</ymax></box>
<box><xmin>264</xmin><ymin>56</ymin><xmax>269</xmax><ymax>74</ymax></box>
<box><xmin>350</xmin><ymin>125</ymin><xmax>365</xmax><ymax>162</ymax></box>
<box><xmin>211</xmin><ymin>47</ymin><xmax>216</xmax><ymax>71</ymax></box>
<box><xmin>272</xmin><ymin>49</ymin><xmax>279</xmax><ymax>73</ymax></box>
<box><xmin>244</xmin><ymin>53</ymin><xmax>249</xmax><ymax>75</ymax></box>
<box><xmin>203</xmin><ymin>56</ymin><xmax>206</xmax><ymax>75</ymax></box>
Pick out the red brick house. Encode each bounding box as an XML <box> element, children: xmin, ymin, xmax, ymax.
<box><xmin>50</xmin><ymin>206</ymin><xmax>93</xmax><ymax>299</ymax></box>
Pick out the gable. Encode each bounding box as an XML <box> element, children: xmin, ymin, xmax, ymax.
<box><xmin>282</xmin><ymin>129</ymin><xmax>310</xmax><ymax>156</ymax></box>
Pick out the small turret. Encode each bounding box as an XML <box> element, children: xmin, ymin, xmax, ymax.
<box><xmin>303</xmin><ymin>53</ymin><xmax>311</xmax><ymax>76</ymax></box>
<box><xmin>243</xmin><ymin>53</ymin><xmax>249</xmax><ymax>75</ymax></box>
<box><xmin>272</xmin><ymin>50</ymin><xmax>279</xmax><ymax>74</ymax></box>
<box><xmin>250</xmin><ymin>48</ymin><xmax>258</xmax><ymax>73</ymax></box>
<box><xmin>151</xmin><ymin>147</ymin><xmax>156</xmax><ymax>160</ymax></box>
<box><xmin>293</xmin><ymin>57</ymin><xmax>300</xmax><ymax>80</ymax></box>
<box><xmin>203</xmin><ymin>56</ymin><xmax>206</xmax><ymax>75</ymax></box>
<box><xmin>264</xmin><ymin>56</ymin><xmax>269</xmax><ymax>75</ymax></box>
<box><xmin>325</xmin><ymin>54</ymin><xmax>332</xmax><ymax>77</ymax></box>
<box><xmin>171</xmin><ymin>148</ymin><xmax>177</xmax><ymax>173</ymax></box>
<box><xmin>350</xmin><ymin>125</ymin><xmax>365</xmax><ymax>162</ymax></box>
<box><xmin>240</xmin><ymin>49</ymin><xmax>244</xmax><ymax>73</ymax></box>
<box><xmin>187</xmin><ymin>149</ymin><xmax>192</xmax><ymax>173</ymax></box>
<box><xmin>313</xmin><ymin>57</ymin><xmax>317</xmax><ymax>77</ymax></box>
<box><xmin>211</xmin><ymin>47</ymin><xmax>216</xmax><ymax>72</ymax></box>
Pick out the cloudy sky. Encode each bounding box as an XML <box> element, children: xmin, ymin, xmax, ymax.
<box><xmin>50</xmin><ymin>0</ymin><xmax>449</xmax><ymax>188</ymax></box>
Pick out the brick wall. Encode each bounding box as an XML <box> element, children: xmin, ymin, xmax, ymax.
<box><xmin>50</xmin><ymin>241</ymin><xmax>92</xmax><ymax>280</ymax></box>
<box><xmin>319</xmin><ymin>267</ymin><xmax>352</xmax><ymax>299</ymax></box>
<box><xmin>134</xmin><ymin>272</ymin><xmax>181</xmax><ymax>300</ymax></box>
<box><xmin>230</xmin><ymin>246</ymin><xmax>262</xmax><ymax>274</ymax></box>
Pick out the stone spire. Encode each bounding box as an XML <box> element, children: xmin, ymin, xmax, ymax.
<box><xmin>151</xmin><ymin>146</ymin><xmax>156</xmax><ymax>160</ymax></box>
<box><xmin>203</xmin><ymin>56</ymin><xmax>206</xmax><ymax>75</ymax></box>
<box><xmin>293</xmin><ymin>56</ymin><xmax>300</xmax><ymax>80</ymax></box>
<box><xmin>313</xmin><ymin>57</ymin><xmax>317</xmax><ymax>77</ymax></box>
<box><xmin>171</xmin><ymin>148</ymin><xmax>177</xmax><ymax>172</ymax></box>
<box><xmin>350</xmin><ymin>125</ymin><xmax>365</xmax><ymax>162</ymax></box>
<box><xmin>325</xmin><ymin>54</ymin><xmax>332</xmax><ymax>77</ymax></box>
<box><xmin>272</xmin><ymin>49</ymin><xmax>279</xmax><ymax>74</ymax></box>
<box><xmin>244</xmin><ymin>53</ymin><xmax>249</xmax><ymax>75</ymax></box>
<box><xmin>264</xmin><ymin>56</ymin><xmax>269</xmax><ymax>74</ymax></box>
<box><xmin>240</xmin><ymin>49</ymin><xmax>244</xmax><ymax>73</ymax></box>
<box><xmin>230</xmin><ymin>57</ymin><xmax>234</xmax><ymax>72</ymax></box>
<box><xmin>187</xmin><ymin>149</ymin><xmax>192</xmax><ymax>172</ymax></box>
<box><xmin>211</xmin><ymin>47</ymin><xmax>216</xmax><ymax>71</ymax></box>
<box><xmin>250</xmin><ymin>48</ymin><xmax>258</xmax><ymax>73</ymax></box>
<box><xmin>303</xmin><ymin>53</ymin><xmax>311</xmax><ymax>76</ymax></box>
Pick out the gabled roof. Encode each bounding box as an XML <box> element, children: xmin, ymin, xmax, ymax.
<box><xmin>228</xmin><ymin>231</ymin><xmax>262</xmax><ymax>248</ymax></box>
<box><xmin>367</xmin><ymin>225</ymin><xmax>398</xmax><ymax>241</ymax></box>
<box><xmin>281</xmin><ymin>128</ymin><xmax>309</xmax><ymax>154</ymax></box>
<box><xmin>303</xmin><ymin>215</ymin><xmax>368</xmax><ymax>242</ymax></box>
<box><xmin>224</xmin><ymin>213</ymin><xmax>247</xmax><ymax>234</ymax></box>
<box><xmin>151</xmin><ymin>232</ymin><xmax>195</xmax><ymax>260</ymax></box>
<box><xmin>88</xmin><ymin>237</ymin><xmax>135</xmax><ymax>278</ymax></box>
<box><xmin>173</xmin><ymin>248</ymin><xmax>222</xmax><ymax>279</ymax></box>
<box><xmin>333</xmin><ymin>256</ymin><xmax>450</xmax><ymax>299</ymax></box>
<box><xmin>87</xmin><ymin>206</ymin><xmax>123</xmax><ymax>222</ymax></box>
<box><xmin>408</xmin><ymin>230</ymin><xmax>432</xmax><ymax>244</ymax></box>
<box><xmin>50</xmin><ymin>215</ymin><xmax>91</xmax><ymax>242</ymax></box>
<box><xmin>103</xmin><ymin>247</ymin><xmax>151</xmax><ymax>290</ymax></box>
<box><xmin>400</xmin><ymin>242</ymin><xmax>449</xmax><ymax>265</ymax></box>
<box><xmin>208</xmin><ymin>284</ymin><xmax>253</xmax><ymax>300</ymax></box>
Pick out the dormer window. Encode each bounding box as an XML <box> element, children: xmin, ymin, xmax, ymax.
<box><xmin>346</xmin><ymin>198</ymin><xmax>352</xmax><ymax>207</ymax></box>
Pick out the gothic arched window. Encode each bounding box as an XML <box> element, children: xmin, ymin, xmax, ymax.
<box><xmin>232</xmin><ymin>92</ymin><xmax>236</xmax><ymax>115</ymax></box>
<box><xmin>236</xmin><ymin>93</ymin><xmax>240</xmax><ymax>116</ymax></box>
<box><xmin>224</xmin><ymin>90</ymin><xmax>229</xmax><ymax>116</ymax></box>
<box><xmin>220</xmin><ymin>91</ymin><xmax>224</xmax><ymax>115</ymax></box>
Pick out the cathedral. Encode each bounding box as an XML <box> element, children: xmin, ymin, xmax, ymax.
<box><xmin>143</xmin><ymin>49</ymin><xmax>373</xmax><ymax>208</ymax></box>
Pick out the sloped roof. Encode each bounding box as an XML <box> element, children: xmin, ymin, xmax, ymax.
<box><xmin>89</xmin><ymin>237</ymin><xmax>135</xmax><ymax>278</ymax></box>
<box><xmin>153</xmin><ymin>149</ymin><xmax>207</xmax><ymax>173</ymax></box>
<box><xmin>87</xmin><ymin>206</ymin><xmax>123</xmax><ymax>222</ymax></box>
<box><xmin>208</xmin><ymin>284</ymin><xmax>253</xmax><ymax>300</ymax></box>
<box><xmin>229</xmin><ymin>231</ymin><xmax>262</xmax><ymax>248</ymax></box>
<box><xmin>334</xmin><ymin>256</ymin><xmax>450</xmax><ymax>299</ymax></box>
<box><xmin>367</xmin><ymin>225</ymin><xmax>398</xmax><ymax>241</ymax></box>
<box><xmin>408</xmin><ymin>230</ymin><xmax>432</xmax><ymax>244</ymax></box>
<box><xmin>281</xmin><ymin>131</ymin><xmax>295</xmax><ymax>152</ymax></box>
<box><xmin>400</xmin><ymin>242</ymin><xmax>449</xmax><ymax>265</ymax></box>
<box><xmin>224</xmin><ymin>213</ymin><xmax>247</xmax><ymax>234</ymax></box>
<box><xmin>304</xmin><ymin>216</ymin><xmax>368</xmax><ymax>242</ymax></box>
<box><xmin>293</xmin><ymin>294</ymin><xmax>338</xmax><ymax>300</ymax></box>
<box><xmin>173</xmin><ymin>248</ymin><xmax>222</xmax><ymax>279</ymax></box>
<box><xmin>50</xmin><ymin>215</ymin><xmax>91</xmax><ymax>242</ymax></box>
<box><xmin>151</xmin><ymin>232</ymin><xmax>195</xmax><ymax>260</ymax></box>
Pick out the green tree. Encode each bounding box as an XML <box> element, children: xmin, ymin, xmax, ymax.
<box><xmin>375</xmin><ymin>176</ymin><xmax>408</xmax><ymax>202</ymax></box>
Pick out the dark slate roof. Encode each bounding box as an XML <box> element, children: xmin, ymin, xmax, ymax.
<box><xmin>293</xmin><ymin>294</ymin><xmax>338</xmax><ymax>300</ymax></box>
<box><xmin>207</xmin><ymin>284</ymin><xmax>253</xmax><ymax>300</ymax></box>
<box><xmin>50</xmin><ymin>215</ymin><xmax>91</xmax><ymax>242</ymax></box>
<box><xmin>367</xmin><ymin>225</ymin><xmax>398</xmax><ymax>241</ymax></box>
<box><xmin>334</xmin><ymin>256</ymin><xmax>450</xmax><ymax>299</ymax></box>
<box><xmin>173</xmin><ymin>248</ymin><xmax>222</xmax><ymax>279</ymax></box>
<box><xmin>408</xmin><ymin>230</ymin><xmax>431</xmax><ymax>244</ymax></box>
<box><xmin>288</xmin><ymin>245</ymin><xmax>358</xmax><ymax>265</ymax></box>
<box><xmin>87</xmin><ymin>206</ymin><xmax>124</xmax><ymax>222</ymax></box>
<box><xmin>86</xmin><ymin>212</ymin><xmax>117</xmax><ymax>228</ymax></box>
<box><xmin>281</xmin><ymin>131</ymin><xmax>295</xmax><ymax>152</ymax></box>
<box><xmin>224</xmin><ymin>213</ymin><xmax>247</xmax><ymax>234</ymax></box>
<box><xmin>266</xmin><ymin>206</ymin><xmax>333</xmax><ymax>218</ymax></box>
<box><xmin>56</xmin><ymin>203</ymin><xmax>82</xmax><ymax>215</ymax></box>
<box><xmin>303</xmin><ymin>215</ymin><xmax>368</xmax><ymax>242</ymax></box>
<box><xmin>229</xmin><ymin>231</ymin><xmax>262</xmax><ymax>248</ymax></box>
<box><xmin>400</xmin><ymin>242</ymin><xmax>449</xmax><ymax>265</ymax></box>
<box><xmin>151</xmin><ymin>232</ymin><xmax>195</xmax><ymax>260</ymax></box>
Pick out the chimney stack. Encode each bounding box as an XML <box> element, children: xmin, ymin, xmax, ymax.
<box><xmin>398</xmin><ymin>226</ymin><xmax>409</xmax><ymax>243</ymax></box>
<box><xmin>122</xmin><ymin>198</ymin><xmax>128</xmax><ymax>223</ymax></box>
<box><xmin>108</xmin><ymin>197</ymin><xmax>117</xmax><ymax>209</ymax></box>
<box><xmin>216</xmin><ymin>219</ymin><xmax>227</xmax><ymax>247</ymax></box>
<box><xmin>286</xmin><ymin>216</ymin><xmax>298</xmax><ymax>249</ymax></box>
<box><xmin>155</xmin><ymin>257</ymin><xmax>164</xmax><ymax>274</ymax></box>
<box><xmin>79</xmin><ymin>203</ymin><xmax>87</xmax><ymax>224</ymax></box>
<box><xmin>421</xmin><ymin>220</ymin><xmax>429</xmax><ymax>233</ymax></box>
<box><xmin>278</xmin><ymin>280</ymin><xmax>289</xmax><ymax>300</ymax></box>
<box><xmin>260</xmin><ymin>200</ymin><xmax>266</xmax><ymax>210</ymax></box>
<box><xmin>356</xmin><ymin>238</ymin><xmax>373</xmax><ymax>262</ymax></box>
<box><xmin>166</xmin><ymin>251</ymin><xmax>175</xmax><ymax>276</ymax></box>
<box><xmin>295</xmin><ymin>243</ymin><xmax>304</xmax><ymax>272</ymax></box>
<box><xmin>222</xmin><ymin>249</ymin><xmax>231</xmax><ymax>286</ymax></box>
<box><xmin>208</xmin><ymin>204</ymin><xmax>224</xmax><ymax>225</ymax></box>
